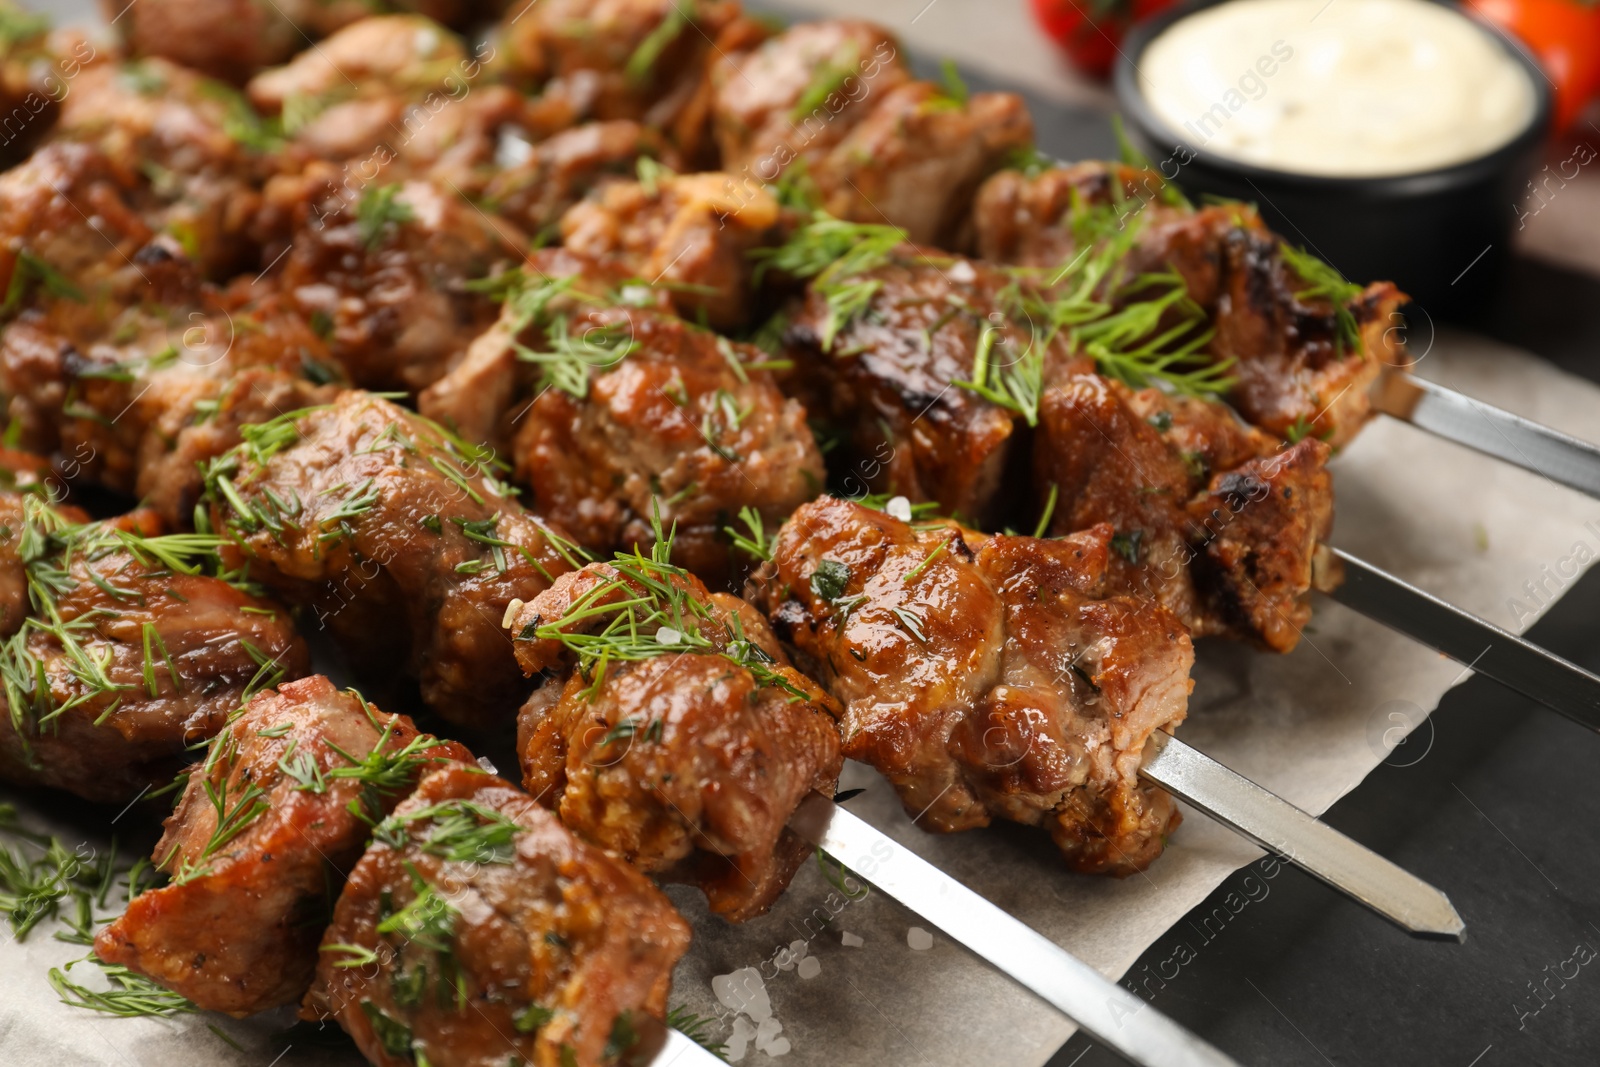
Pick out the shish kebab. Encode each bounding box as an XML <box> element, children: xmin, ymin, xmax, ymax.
<box><xmin>0</xmin><ymin>36</ymin><xmax>1459</xmax><ymax>934</ymax></box>
<box><xmin>0</xmin><ymin>211</ymin><xmax>1462</xmax><ymax>946</ymax></box>
<box><xmin>0</xmin><ymin>486</ymin><xmax>1238</xmax><ymax>1067</ymax></box>
<box><xmin>9</xmin><ymin>0</ymin><xmax>1590</xmax><ymax>730</ymax></box>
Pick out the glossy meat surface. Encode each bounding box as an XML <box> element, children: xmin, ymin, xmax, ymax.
<box><xmin>111</xmin><ymin>0</ymin><xmax>502</xmax><ymax>84</ymax></box>
<box><xmin>755</xmin><ymin>496</ymin><xmax>1191</xmax><ymax>875</ymax></box>
<box><xmin>53</xmin><ymin>57</ymin><xmax>273</xmax><ymax>280</ymax></box>
<box><xmin>508</xmin><ymin>559</ymin><xmax>842</xmax><ymax>920</ymax></box>
<box><xmin>1034</xmin><ymin>370</ymin><xmax>1337</xmax><ymax>652</ymax></box>
<box><xmin>780</xmin><ymin>244</ymin><xmax>1070</xmax><ymax>527</ymax></box>
<box><xmin>95</xmin><ymin>676</ymin><xmax>471</xmax><ymax>1015</ymax></box>
<box><xmin>260</xmin><ymin>168</ymin><xmax>518</xmax><ymax>394</ymax></box>
<box><xmin>560</xmin><ymin>169</ymin><xmax>781</xmax><ymax>330</ymax></box>
<box><xmin>493</xmin><ymin>0</ymin><xmax>747</xmax><ymax>162</ymax></box>
<box><xmin>0</xmin><ymin>502</ymin><xmax>309</xmax><ymax>803</ymax></box>
<box><xmin>202</xmin><ymin>393</ymin><xmax>578</xmax><ymax>728</ymax></box>
<box><xmin>426</xmin><ymin>251</ymin><xmax>821</xmax><ymax>587</ymax></box>
<box><xmin>974</xmin><ymin>162</ymin><xmax>1407</xmax><ymax>447</ymax></box>
<box><xmin>0</xmin><ymin>292</ymin><xmax>339</xmax><ymax>521</ymax></box>
<box><xmin>512</xmin><ymin>296</ymin><xmax>823</xmax><ymax>587</ymax></box>
<box><xmin>304</xmin><ymin>763</ymin><xmax>691</xmax><ymax>1067</ymax></box>
<box><xmin>712</xmin><ymin>20</ymin><xmax>1029</xmax><ymax>245</ymax></box>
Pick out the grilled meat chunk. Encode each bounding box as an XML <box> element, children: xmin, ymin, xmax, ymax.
<box><xmin>111</xmin><ymin>0</ymin><xmax>503</xmax><ymax>84</ymax></box>
<box><xmin>560</xmin><ymin>170</ymin><xmax>781</xmax><ymax>330</ymax></box>
<box><xmin>507</xmin><ymin>558</ymin><xmax>842</xmax><ymax>920</ymax></box>
<box><xmin>1034</xmin><ymin>369</ymin><xmax>1336</xmax><ymax>653</ymax></box>
<box><xmin>974</xmin><ymin>162</ymin><xmax>1408</xmax><ymax>447</ymax></box>
<box><xmin>0</xmin><ymin>140</ymin><xmax>196</xmax><ymax>313</ymax></box>
<box><xmin>809</xmin><ymin>80</ymin><xmax>1032</xmax><ymax>248</ymax></box>
<box><xmin>712</xmin><ymin>20</ymin><xmax>1029</xmax><ymax>245</ymax></box>
<box><xmin>259</xmin><ymin>168</ymin><xmax>519</xmax><ymax>395</ymax></box>
<box><xmin>0</xmin><ymin>294</ymin><xmax>339</xmax><ymax>523</ymax></box>
<box><xmin>0</xmin><ymin>13</ymin><xmax>92</xmax><ymax>166</ymax></box>
<box><xmin>513</xmin><ymin>303</ymin><xmax>822</xmax><ymax>586</ymax></box>
<box><xmin>779</xmin><ymin>241</ymin><xmax>1070</xmax><ymax>528</ymax></box>
<box><xmin>492</xmin><ymin>0</ymin><xmax>747</xmax><ymax>162</ymax></box>
<box><xmin>94</xmin><ymin>676</ymin><xmax>470</xmax><ymax>1016</ymax></box>
<box><xmin>53</xmin><ymin>57</ymin><xmax>276</xmax><ymax>281</ymax></box>
<box><xmin>481</xmin><ymin>120</ymin><xmax>674</xmax><ymax>238</ymax></box>
<box><xmin>304</xmin><ymin>763</ymin><xmax>691</xmax><ymax>1067</ymax></box>
<box><xmin>416</xmin><ymin>249</ymin><xmax>655</xmax><ymax>453</ymax></box>
<box><xmin>711</xmin><ymin>19</ymin><xmax>909</xmax><ymax>187</ymax></box>
<box><xmin>202</xmin><ymin>393</ymin><xmax>578</xmax><ymax>728</ymax></box>
<box><xmin>0</xmin><ymin>503</ymin><xmax>309</xmax><ymax>803</ymax></box>
<box><xmin>426</xmin><ymin>251</ymin><xmax>822</xmax><ymax>587</ymax></box>
<box><xmin>754</xmin><ymin>496</ymin><xmax>1191</xmax><ymax>875</ymax></box>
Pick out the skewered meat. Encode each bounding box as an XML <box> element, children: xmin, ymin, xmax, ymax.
<box><xmin>424</xmin><ymin>251</ymin><xmax>823</xmax><ymax>587</ymax></box>
<box><xmin>257</xmin><ymin>167</ymin><xmax>520</xmax><ymax>395</ymax></box>
<box><xmin>417</xmin><ymin>248</ymin><xmax>661</xmax><ymax>452</ymax></box>
<box><xmin>711</xmin><ymin>19</ymin><xmax>910</xmax><ymax>187</ymax></box>
<box><xmin>479</xmin><ymin>120</ymin><xmax>674</xmax><ymax>239</ymax></box>
<box><xmin>505</xmin><ymin>554</ymin><xmax>842</xmax><ymax>920</ymax></box>
<box><xmin>776</xmin><ymin>234</ymin><xmax>1071</xmax><ymax>528</ymax></box>
<box><xmin>491</xmin><ymin>0</ymin><xmax>750</xmax><ymax>163</ymax></box>
<box><xmin>53</xmin><ymin>57</ymin><xmax>276</xmax><ymax>281</ymax></box>
<box><xmin>0</xmin><ymin>140</ymin><xmax>198</xmax><ymax>311</ymax></box>
<box><xmin>753</xmin><ymin>496</ymin><xmax>1190</xmax><ymax>875</ymax></box>
<box><xmin>712</xmin><ymin>20</ymin><xmax>1030</xmax><ymax>246</ymax></box>
<box><xmin>110</xmin><ymin>0</ymin><xmax>505</xmax><ymax>85</ymax></box>
<box><xmin>973</xmin><ymin>161</ymin><xmax>1408</xmax><ymax>447</ymax></box>
<box><xmin>94</xmin><ymin>675</ymin><xmax>471</xmax><ymax>1015</ymax></box>
<box><xmin>1035</xmin><ymin>370</ymin><xmax>1337</xmax><ymax>653</ymax></box>
<box><xmin>560</xmin><ymin>168</ymin><xmax>781</xmax><ymax>330</ymax></box>
<box><xmin>511</xmin><ymin>300</ymin><xmax>823</xmax><ymax>585</ymax></box>
<box><xmin>0</xmin><ymin>285</ymin><xmax>341</xmax><ymax>525</ymax></box>
<box><xmin>304</xmin><ymin>762</ymin><xmax>691</xmax><ymax>1067</ymax></box>
<box><xmin>0</xmin><ymin>500</ymin><xmax>309</xmax><ymax>803</ymax></box>
<box><xmin>0</xmin><ymin>7</ymin><xmax>91</xmax><ymax>166</ymax></box>
<box><xmin>201</xmin><ymin>392</ymin><xmax>579</xmax><ymax>728</ymax></box>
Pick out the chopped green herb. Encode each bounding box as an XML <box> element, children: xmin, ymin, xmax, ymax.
<box><xmin>356</xmin><ymin>185</ymin><xmax>417</xmax><ymax>250</ymax></box>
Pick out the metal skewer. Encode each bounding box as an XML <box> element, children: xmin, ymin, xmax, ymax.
<box><xmin>1324</xmin><ymin>547</ymin><xmax>1600</xmax><ymax>732</ymax></box>
<box><xmin>1372</xmin><ymin>372</ymin><xmax>1600</xmax><ymax>500</ymax></box>
<box><xmin>788</xmin><ymin>793</ymin><xmax>1242</xmax><ymax>1067</ymax></box>
<box><xmin>1137</xmin><ymin>733</ymin><xmax>1465</xmax><ymax>940</ymax></box>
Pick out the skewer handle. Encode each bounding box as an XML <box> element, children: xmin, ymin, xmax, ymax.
<box><xmin>1325</xmin><ymin>547</ymin><xmax>1600</xmax><ymax>732</ymax></box>
<box><xmin>1373</xmin><ymin>372</ymin><xmax>1600</xmax><ymax>500</ymax></box>
<box><xmin>1137</xmin><ymin>734</ymin><xmax>1465</xmax><ymax>942</ymax></box>
<box><xmin>788</xmin><ymin>794</ymin><xmax>1242</xmax><ymax>1067</ymax></box>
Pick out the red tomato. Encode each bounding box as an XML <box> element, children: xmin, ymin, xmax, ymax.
<box><xmin>1464</xmin><ymin>0</ymin><xmax>1600</xmax><ymax>131</ymax></box>
<box><xmin>1030</xmin><ymin>0</ymin><xmax>1180</xmax><ymax>80</ymax></box>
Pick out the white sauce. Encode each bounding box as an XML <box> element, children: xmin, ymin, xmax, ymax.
<box><xmin>1138</xmin><ymin>0</ymin><xmax>1538</xmax><ymax>177</ymax></box>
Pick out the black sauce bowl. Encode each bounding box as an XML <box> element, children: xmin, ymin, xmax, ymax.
<box><xmin>1112</xmin><ymin>0</ymin><xmax>1552</xmax><ymax>319</ymax></box>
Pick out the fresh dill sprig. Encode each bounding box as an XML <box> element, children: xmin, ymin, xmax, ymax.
<box><xmin>1279</xmin><ymin>243</ymin><xmax>1364</xmax><ymax>355</ymax></box>
<box><xmin>167</xmin><ymin>771</ymin><xmax>269</xmax><ymax>886</ymax></box>
<box><xmin>375</xmin><ymin>799</ymin><xmax>522</xmax><ymax>865</ymax></box>
<box><xmin>514</xmin><ymin>316</ymin><xmax>639</xmax><ymax>399</ymax></box>
<box><xmin>667</xmin><ymin>1006</ymin><xmax>730</xmax><ymax>1058</ymax></box>
<box><xmin>50</xmin><ymin>958</ymin><xmax>196</xmax><ymax>1018</ymax></box>
<box><xmin>790</xmin><ymin>43</ymin><xmax>859</xmax><ymax>121</ymax></box>
<box><xmin>523</xmin><ymin>504</ymin><xmax>808</xmax><ymax>702</ymax></box>
<box><xmin>626</xmin><ymin>4</ymin><xmax>690</xmax><ymax>86</ymax></box>
<box><xmin>357</xmin><ymin>184</ymin><xmax>417</xmax><ymax>249</ymax></box>
<box><xmin>750</xmin><ymin>212</ymin><xmax>906</xmax><ymax>287</ymax></box>
<box><xmin>1</xmin><ymin>250</ymin><xmax>85</xmax><ymax>318</ymax></box>
<box><xmin>723</xmin><ymin>506</ymin><xmax>772</xmax><ymax>561</ymax></box>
